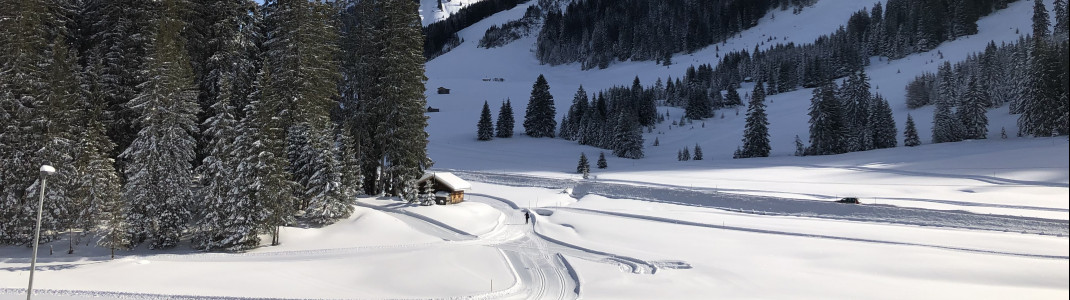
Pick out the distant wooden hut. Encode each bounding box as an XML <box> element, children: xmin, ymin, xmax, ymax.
<box><xmin>416</xmin><ymin>172</ymin><xmax>471</xmax><ymax>204</ymax></box>
<box><xmin>437</xmin><ymin>87</ymin><xmax>451</xmax><ymax>94</ymax></box>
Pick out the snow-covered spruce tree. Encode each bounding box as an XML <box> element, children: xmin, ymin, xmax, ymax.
<box><xmin>958</xmin><ymin>76</ymin><xmax>989</xmax><ymax>140</ymax></box>
<box><xmin>652</xmin><ymin>137</ymin><xmax>660</xmax><ymax>146</ymax></box>
<box><xmin>740</xmin><ymin>82</ymin><xmax>770</xmax><ymax>158</ymax></box>
<box><xmin>26</xmin><ymin>33</ymin><xmax>87</xmax><ymax>246</ymax></box>
<box><xmin>681</xmin><ymin>147</ymin><xmax>691</xmax><ymax>161</ymax></box>
<box><xmin>524</xmin><ymin>74</ymin><xmax>557</xmax><ymax>138</ymax></box>
<box><xmin>0</xmin><ymin>0</ymin><xmax>49</xmax><ymax>245</ymax></box>
<box><xmin>302</xmin><ymin>124</ymin><xmax>353</xmax><ymax>225</ymax></box>
<box><xmin>685</xmin><ymin>86</ymin><xmax>713</xmax><ymax>120</ymax></box>
<box><xmin>376</xmin><ymin>0</ymin><xmax>432</xmax><ymax>201</ymax></box>
<box><xmin>76</xmin><ymin>104</ymin><xmax>124</xmax><ymax>257</ymax></box>
<box><xmin>724</xmin><ymin>86</ymin><xmax>743</xmax><ymax>106</ymax></box>
<box><xmin>1055</xmin><ymin>0</ymin><xmax>1068</xmax><ymax>39</ymax></box>
<box><xmin>1019</xmin><ymin>38</ymin><xmax>1065</xmax><ymax>136</ymax></box>
<box><xmin>337</xmin><ymin>130</ymin><xmax>364</xmax><ymax>200</ymax></box>
<box><xmin>188</xmin><ymin>0</ymin><xmax>258</xmax><ymax>166</ymax></box>
<box><xmin>195</xmin><ymin>77</ymin><xmax>259</xmax><ymax>251</ymax></box>
<box><xmin>840</xmin><ymin>70</ymin><xmax>873</xmax><ymax>152</ymax></box>
<box><xmin>577</xmin><ymin>153</ymin><xmax>590</xmax><ymax>174</ymax></box>
<box><xmin>559</xmin><ymin>86</ymin><xmax>588</xmax><ymax>140</ymax></box>
<box><xmin>612</xmin><ymin>111</ymin><xmax>645</xmax><ymax>159</ymax></box>
<box><xmin>870</xmin><ymin>94</ymin><xmax>898</xmax><ymax>149</ymax></box>
<box><xmin>932</xmin><ymin>62</ymin><xmax>961</xmax><ymax>144</ymax></box>
<box><xmin>597</xmin><ymin>152</ymin><xmax>608</xmax><ymax>169</ymax></box>
<box><xmin>496</xmin><ymin>99</ymin><xmax>515</xmax><ymax>138</ymax></box>
<box><xmin>121</xmin><ymin>0</ymin><xmax>200</xmax><ymax>249</ymax></box>
<box><xmin>239</xmin><ymin>68</ymin><xmax>297</xmax><ymax>246</ymax></box>
<box><xmin>807</xmin><ymin>80</ymin><xmax>846</xmax><ymax>156</ymax></box>
<box><xmin>904</xmin><ymin>114</ymin><xmax>921</xmax><ymax>147</ymax></box>
<box><xmin>1034</xmin><ymin>0</ymin><xmax>1051</xmax><ymax>39</ymax></box>
<box><xmin>477</xmin><ymin>101</ymin><xmax>494</xmax><ymax>141</ymax></box>
<box><xmin>693</xmin><ymin>144</ymin><xmax>703</xmax><ymax>160</ymax></box>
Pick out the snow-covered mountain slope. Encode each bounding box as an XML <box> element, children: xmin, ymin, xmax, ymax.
<box><xmin>423</xmin><ymin>0</ymin><xmax>1068</xmax><ymax>219</ymax></box>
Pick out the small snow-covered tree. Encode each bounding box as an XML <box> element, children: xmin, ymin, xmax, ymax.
<box><xmin>693</xmin><ymin>144</ymin><xmax>703</xmax><ymax>160</ymax></box>
<box><xmin>597</xmin><ymin>152</ymin><xmax>608</xmax><ymax>169</ymax></box>
<box><xmin>958</xmin><ymin>76</ymin><xmax>989</xmax><ymax>140</ymax></box>
<box><xmin>904</xmin><ymin>114</ymin><xmax>921</xmax><ymax>147</ymax></box>
<box><xmin>478</xmin><ymin>101</ymin><xmax>494</xmax><ymax>141</ymax></box>
<box><xmin>524</xmin><ymin>74</ymin><xmax>557</xmax><ymax>137</ymax></box>
<box><xmin>577</xmin><ymin>153</ymin><xmax>590</xmax><ymax>174</ymax></box>
<box><xmin>740</xmin><ymin>82</ymin><xmax>771</xmax><ymax>158</ymax></box>
<box><xmin>496</xmin><ymin>99</ymin><xmax>514</xmax><ymax>138</ymax></box>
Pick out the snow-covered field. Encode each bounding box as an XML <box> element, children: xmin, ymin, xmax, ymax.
<box><xmin>2</xmin><ymin>0</ymin><xmax>1067</xmax><ymax>299</ymax></box>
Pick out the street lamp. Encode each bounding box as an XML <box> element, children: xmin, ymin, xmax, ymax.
<box><xmin>27</xmin><ymin>165</ymin><xmax>55</xmax><ymax>300</ymax></box>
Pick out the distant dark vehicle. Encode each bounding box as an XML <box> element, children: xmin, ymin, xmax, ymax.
<box><xmin>426</xmin><ymin>106</ymin><xmax>440</xmax><ymax>112</ymax></box>
<box><xmin>437</xmin><ymin>87</ymin><xmax>450</xmax><ymax>94</ymax></box>
<box><xmin>836</xmin><ymin>197</ymin><xmax>860</xmax><ymax>204</ymax></box>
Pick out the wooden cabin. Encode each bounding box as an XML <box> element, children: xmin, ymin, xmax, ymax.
<box><xmin>417</xmin><ymin>172</ymin><xmax>471</xmax><ymax>205</ymax></box>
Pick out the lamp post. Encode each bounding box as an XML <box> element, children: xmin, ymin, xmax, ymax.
<box><xmin>27</xmin><ymin>165</ymin><xmax>55</xmax><ymax>300</ymax></box>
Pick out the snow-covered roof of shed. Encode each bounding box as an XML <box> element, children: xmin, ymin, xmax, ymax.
<box><xmin>419</xmin><ymin>172</ymin><xmax>472</xmax><ymax>191</ymax></box>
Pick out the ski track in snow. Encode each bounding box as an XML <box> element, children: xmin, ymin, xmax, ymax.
<box><xmin>444</xmin><ymin>170</ymin><xmax>1069</xmax><ymax>236</ymax></box>
<box><xmin>550</xmin><ymin>207</ymin><xmax>1068</xmax><ymax>260</ymax></box>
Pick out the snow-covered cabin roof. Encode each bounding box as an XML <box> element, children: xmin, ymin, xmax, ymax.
<box><xmin>419</xmin><ymin>172</ymin><xmax>472</xmax><ymax>191</ymax></box>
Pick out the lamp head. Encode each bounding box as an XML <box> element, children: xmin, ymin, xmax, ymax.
<box><xmin>40</xmin><ymin>165</ymin><xmax>56</xmax><ymax>176</ymax></box>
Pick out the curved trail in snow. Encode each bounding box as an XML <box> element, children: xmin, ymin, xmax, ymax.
<box><xmin>550</xmin><ymin>206</ymin><xmax>1069</xmax><ymax>260</ymax></box>
<box><xmin>443</xmin><ymin>170</ymin><xmax>1069</xmax><ymax>236</ymax></box>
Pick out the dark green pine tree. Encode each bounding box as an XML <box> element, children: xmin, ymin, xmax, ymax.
<box><xmin>1055</xmin><ymin>0</ymin><xmax>1068</xmax><ymax>39</ymax></box>
<box><xmin>840</xmin><ymin>70</ymin><xmax>873</xmax><ymax>152</ymax></box>
<box><xmin>524</xmin><ymin>74</ymin><xmax>557</xmax><ymax>137</ymax></box>
<box><xmin>740</xmin><ymin>83</ymin><xmax>771</xmax><ymax>158</ymax></box>
<box><xmin>693</xmin><ymin>144</ymin><xmax>703</xmax><ymax>160</ymax></box>
<box><xmin>196</xmin><ymin>75</ymin><xmax>263</xmax><ymax>251</ymax></box>
<box><xmin>477</xmin><ymin>101</ymin><xmax>494</xmax><ymax>141</ymax></box>
<box><xmin>681</xmin><ymin>147</ymin><xmax>691</xmax><ymax>161</ymax></box>
<box><xmin>724</xmin><ymin>86</ymin><xmax>743</xmax><ymax>106</ymax></box>
<box><xmin>496</xmin><ymin>99</ymin><xmax>515</xmax><ymax>138</ymax></box>
<box><xmin>958</xmin><ymin>76</ymin><xmax>989</xmax><ymax>140</ymax></box>
<box><xmin>238</xmin><ymin>67</ymin><xmax>298</xmax><ymax>246</ymax></box>
<box><xmin>377</xmin><ymin>0</ymin><xmax>432</xmax><ymax>202</ymax></box>
<box><xmin>807</xmin><ymin>80</ymin><xmax>846</xmax><ymax>155</ymax></box>
<box><xmin>933</xmin><ymin>62</ymin><xmax>961</xmax><ymax>144</ymax></box>
<box><xmin>597</xmin><ymin>152</ymin><xmax>608</xmax><ymax>169</ymax></box>
<box><xmin>577</xmin><ymin>152</ymin><xmax>590</xmax><ymax>174</ymax></box>
<box><xmin>904</xmin><ymin>114</ymin><xmax>921</xmax><ymax>147</ymax></box>
<box><xmin>612</xmin><ymin>112</ymin><xmax>645</xmax><ymax>159</ymax></box>
<box><xmin>188</xmin><ymin>0</ymin><xmax>257</xmax><ymax>166</ymax></box>
<box><xmin>1020</xmin><ymin>39</ymin><xmax>1065</xmax><ymax>137</ymax></box>
<box><xmin>0</xmin><ymin>0</ymin><xmax>51</xmax><ymax>245</ymax></box>
<box><xmin>89</xmin><ymin>0</ymin><xmax>159</xmax><ymax>163</ymax></box>
<box><xmin>29</xmin><ymin>33</ymin><xmax>86</xmax><ymax>246</ymax></box>
<box><xmin>121</xmin><ymin>0</ymin><xmax>200</xmax><ymax>249</ymax></box>
<box><xmin>559</xmin><ymin>86</ymin><xmax>588</xmax><ymax>140</ymax></box>
<box><xmin>870</xmin><ymin>95</ymin><xmax>898</xmax><ymax>149</ymax></box>
<box><xmin>1034</xmin><ymin>0</ymin><xmax>1051</xmax><ymax>39</ymax></box>
<box><xmin>685</xmin><ymin>86</ymin><xmax>712</xmax><ymax>120</ymax></box>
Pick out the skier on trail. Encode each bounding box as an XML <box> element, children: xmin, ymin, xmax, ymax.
<box><xmin>525</xmin><ymin>211</ymin><xmax>530</xmax><ymax>224</ymax></box>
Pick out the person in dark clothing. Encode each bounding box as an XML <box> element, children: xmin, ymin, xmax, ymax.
<box><xmin>524</xmin><ymin>211</ymin><xmax>530</xmax><ymax>224</ymax></box>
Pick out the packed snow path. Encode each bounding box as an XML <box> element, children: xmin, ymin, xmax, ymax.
<box><xmin>446</xmin><ymin>170</ymin><xmax>1069</xmax><ymax>236</ymax></box>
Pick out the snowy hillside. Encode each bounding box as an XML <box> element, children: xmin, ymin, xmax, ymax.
<box><xmin>422</xmin><ymin>0</ymin><xmax>1068</xmax><ymax>217</ymax></box>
